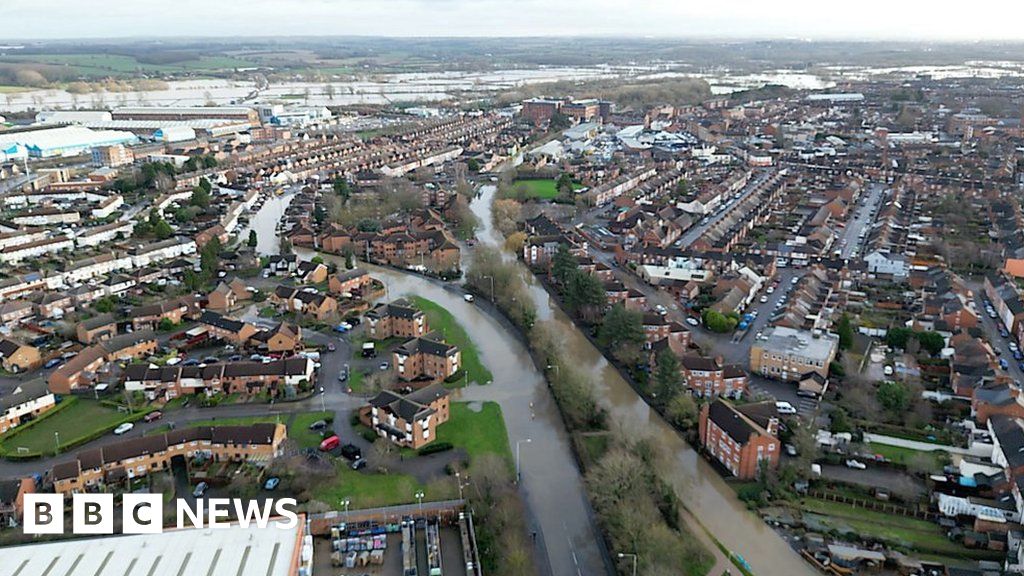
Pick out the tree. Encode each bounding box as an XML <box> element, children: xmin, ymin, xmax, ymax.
<box><xmin>332</xmin><ymin>176</ymin><xmax>351</xmax><ymax>203</ymax></box>
<box><xmin>504</xmin><ymin>231</ymin><xmax>527</xmax><ymax>253</ymax></box>
<box><xmin>313</xmin><ymin>205</ymin><xmax>327</xmax><ymax>225</ymax></box>
<box><xmin>345</xmin><ymin>252</ymin><xmax>355</xmax><ymax>270</ymax></box>
<box><xmin>702</xmin><ymin>309</ymin><xmax>737</xmax><ymax>333</ymax></box>
<box><xmin>324</xmin><ymin>84</ymin><xmax>335</xmax><ymax>101</ymax></box>
<box><xmin>599</xmin><ymin>305</ymin><xmax>645</xmax><ymax>363</ymax></box>
<box><xmin>190</xmin><ymin>185</ymin><xmax>210</xmax><ymax>209</ymax></box>
<box><xmin>548</xmin><ymin>111</ymin><xmax>571</xmax><ymax>131</ymax></box>
<box><xmin>836</xmin><ymin>313</ymin><xmax>854</xmax><ymax>351</ymax></box>
<box><xmin>466</xmin><ymin>158</ymin><xmax>480</xmax><ymax>172</ymax></box>
<box><xmin>563</xmin><ymin>269</ymin><xmax>606</xmax><ymax>321</ymax></box>
<box><xmin>153</xmin><ymin>219</ymin><xmax>173</xmax><ymax>240</ymax></box>
<box><xmin>550</xmin><ymin>243</ymin><xmax>576</xmax><ymax>285</ymax></box>
<box><xmin>200</xmin><ymin>238</ymin><xmax>222</xmax><ymax>282</ymax></box>
<box><xmin>665</xmin><ymin>393</ymin><xmax>698</xmax><ymax>430</ymax></box>
<box><xmin>247</xmin><ymin>230</ymin><xmax>258</xmax><ymax>248</ymax></box>
<box><xmin>158</xmin><ymin>318</ymin><xmax>176</xmax><ymax>331</ymax></box>
<box><xmin>652</xmin><ymin>350</ymin><xmax>681</xmax><ymax>401</ymax></box>
<box><xmin>877</xmin><ymin>380</ymin><xmax>910</xmax><ymax>414</ymax></box>
<box><xmin>917</xmin><ymin>331</ymin><xmax>945</xmax><ymax>356</ymax></box>
<box><xmin>556</xmin><ymin>172</ymin><xmax>575</xmax><ymax>197</ymax></box>
<box><xmin>356</xmin><ymin>218</ymin><xmax>381</xmax><ymax>233</ymax></box>
<box><xmin>94</xmin><ymin>297</ymin><xmax>116</xmax><ymax>313</ymax></box>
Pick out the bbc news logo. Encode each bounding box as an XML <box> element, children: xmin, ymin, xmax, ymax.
<box><xmin>23</xmin><ymin>494</ymin><xmax>299</xmax><ymax>535</ymax></box>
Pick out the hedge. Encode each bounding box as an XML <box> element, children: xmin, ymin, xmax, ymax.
<box><xmin>418</xmin><ymin>441</ymin><xmax>454</xmax><ymax>456</ymax></box>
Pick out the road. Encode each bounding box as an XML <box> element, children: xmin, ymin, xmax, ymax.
<box><xmin>677</xmin><ymin>168</ymin><xmax>775</xmax><ymax>249</ymax></box>
<box><xmin>838</xmin><ymin>182</ymin><xmax>886</xmax><ymax>259</ymax></box>
<box><xmin>971</xmin><ymin>284</ymin><xmax>1024</xmax><ymax>382</ymax></box>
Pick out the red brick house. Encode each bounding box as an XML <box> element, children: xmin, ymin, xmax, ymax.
<box><xmin>680</xmin><ymin>355</ymin><xmax>749</xmax><ymax>399</ymax></box>
<box><xmin>698</xmin><ymin>400</ymin><xmax>780</xmax><ymax>479</ymax></box>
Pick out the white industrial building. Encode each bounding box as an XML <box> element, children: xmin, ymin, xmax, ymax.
<box><xmin>0</xmin><ymin>518</ymin><xmax>312</xmax><ymax>576</ymax></box>
<box><xmin>0</xmin><ymin>126</ymin><xmax>137</xmax><ymax>158</ymax></box>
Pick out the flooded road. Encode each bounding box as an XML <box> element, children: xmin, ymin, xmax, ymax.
<box><xmin>241</xmin><ymin>190</ymin><xmax>297</xmax><ymax>256</ymax></box>
<box><xmin>302</xmin><ymin>248</ymin><xmax>611</xmax><ymax>576</ymax></box>
<box><xmin>466</xmin><ymin>185</ymin><xmax>817</xmax><ymax>576</ymax></box>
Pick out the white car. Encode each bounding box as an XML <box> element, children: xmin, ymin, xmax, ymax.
<box><xmin>766</xmin><ymin>286</ymin><xmax>775</xmax><ymax>294</ymax></box>
<box><xmin>685</xmin><ymin>317</ymin><xmax>700</xmax><ymax>327</ymax></box>
<box><xmin>845</xmin><ymin>459</ymin><xmax>867</xmax><ymax>470</ymax></box>
<box><xmin>463</xmin><ymin>294</ymin><xmax>475</xmax><ymax>303</ymax></box>
<box><xmin>759</xmin><ymin>295</ymin><xmax>769</xmax><ymax>303</ymax></box>
<box><xmin>113</xmin><ymin>422</ymin><xmax>135</xmax><ymax>436</ymax></box>
<box><xmin>775</xmin><ymin>401</ymin><xmax>797</xmax><ymax>415</ymax></box>
<box><xmin>883</xmin><ymin>365</ymin><xmax>894</xmax><ymax>376</ymax></box>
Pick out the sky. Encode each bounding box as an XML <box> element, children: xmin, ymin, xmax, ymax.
<box><xmin>6</xmin><ymin>0</ymin><xmax>1024</xmax><ymax>41</ymax></box>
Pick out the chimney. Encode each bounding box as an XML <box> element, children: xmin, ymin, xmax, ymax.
<box><xmin>715</xmin><ymin>355</ymin><xmax>724</xmax><ymax>368</ymax></box>
<box><xmin>766</xmin><ymin>417</ymin><xmax>780</xmax><ymax>437</ymax></box>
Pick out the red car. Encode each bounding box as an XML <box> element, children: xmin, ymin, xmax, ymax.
<box><xmin>144</xmin><ymin>411</ymin><xmax>163</xmax><ymax>423</ymax></box>
<box><xmin>319</xmin><ymin>435</ymin><xmax>340</xmax><ymax>452</ymax></box>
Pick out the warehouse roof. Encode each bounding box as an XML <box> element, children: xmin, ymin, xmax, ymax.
<box><xmin>0</xmin><ymin>518</ymin><xmax>306</xmax><ymax>576</ymax></box>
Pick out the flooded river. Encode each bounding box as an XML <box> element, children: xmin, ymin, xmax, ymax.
<box><xmin>467</xmin><ymin>185</ymin><xmax>818</xmax><ymax>576</ymax></box>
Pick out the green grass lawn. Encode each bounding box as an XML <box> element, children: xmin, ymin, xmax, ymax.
<box><xmin>149</xmin><ymin>411</ymin><xmax>331</xmax><ymax>450</ymax></box>
<box><xmin>288</xmin><ymin>411</ymin><xmax>335</xmax><ymax>450</ymax></box>
<box><xmin>312</xmin><ymin>464</ymin><xmax>425</xmax><ymax>509</ymax></box>
<box><xmin>433</xmin><ymin>402</ymin><xmax>512</xmax><ymax>462</ymax></box>
<box><xmin>866</xmin><ymin>442</ymin><xmax>948</xmax><ymax>470</ymax></box>
<box><xmin>347</xmin><ymin>369</ymin><xmax>367</xmax><ymax>393</ymax></box>
<box><xmin>0</xmin><ymin>398</ymin><xmax>138</xmax><ymax>455</ymax></box>
<box><xmin>513</xmin><ymin>179</ymin><xmax>582</xmax><ymax>200</ymax></box>
<box><xmin>409</xmin><ymin>296</ymin><xmax>493</xmax><ymax>386</ymax></box>
<box><xmin>798</xmin><ymin>498</ymin><xmax>988</xmax><ymax>557</ymax></box>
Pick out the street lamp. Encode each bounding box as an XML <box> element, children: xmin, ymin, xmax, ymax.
<box><xmin>545</xmin><ymin>364</ymin><xmax>560</xmax><ymax>377</ymax></box>
<box><xmin>340</xmin><ymin>498</ymin><xmax>350</xmax><ymax>523</ymax></box>
<box><xmin>319</xmin><ymin>386</ymin><xmax>325</xmax><ymax>412</ymax></box>
<box><xmin>415</xmin><ymin>490</ymin><xmax>425</xmax><ymax>517</ymax></box>
<box><xmin>515</xmin><ymin>438</ymin><xmax>532</xmax><ymax>483</ymax></box>
<box><xmin>455</xmin><ymin>471</ymin><xmax>464</xmax><ymax>500</ymax></box>
<box><xmin>54</xmin><ymin>431</ymin><xmax>60</xmax><ymax>454</ymax></box>
<box><xmin>618</xmin><ymin>553</ymin><xmax>637</xmax><ymax>576</ymax></box>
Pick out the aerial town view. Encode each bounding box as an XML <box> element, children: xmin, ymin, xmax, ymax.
<box><xmin>3</xmin><ymin>2</ymin><xmax>1024</xmax><ymax>575</ymax></box>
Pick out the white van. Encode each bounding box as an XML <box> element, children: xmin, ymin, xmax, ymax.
<box><xmin>775</xmin><ymin>401</ymin><xmax>797</xmax><ymax>415</ymax></box>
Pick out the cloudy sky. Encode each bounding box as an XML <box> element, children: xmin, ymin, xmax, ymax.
<box><xmin>7</xmin><ymin>0</ymin><xmax>1024</xmax><ymax>41</ymax></box>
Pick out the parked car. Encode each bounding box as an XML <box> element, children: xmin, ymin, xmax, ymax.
<box><xmin>1000</xmin><ymin>358</ymin><xmax>1010</xmax><ymax>370</ymax></box>
<box><xmin>785</xmin><ymin>444</ymin><xmax>798</xmax><ymax>457</ymax></box>
<box><xmin>340</xmin><ymin>444</ymin><xmax>362</xmax><ymax>461</ymax></box>
<box><xmin>775</xmin><ymin>401</ymin><xmax>797</xmax><ymax>415</ymax></box>
<box><xmin>883</xmin><ymin>365</ymin><xmax>894</xmax><ymax>376</ymax></box>
<box><xmin>319</xmin><ymin>435</ymin><xmax>341</xmax><ymax>452</ymax></box>
<box><xmin>463</xmin><ymin>294</ymin><xmax>475</xmax><ymax>303</ymax></box>
<box><xmin>326</xmin><ymin>342</ymin><xmax>336</xmax><ymax>352</ymax></box>
<box><xmin>845</xmin><ymin>459</ymin><xmax>867</xmax><ymax>470</ymax></box>
<box><xmin>263</xmin><ymin>477</ymin><xmax>280</xmax><ymax>491</ymax></box>
<box><xmin>685</xmin><ymin>317</ymin><xmax>700</xmax><ymax>327</ymax></box>
<box><xmin>192</xmin><ymin>482</ymin><xmax>209</xmax><ymax>498</ymax></box>
<box><xmin>113</xmin><ymin>422</ymin><xmax>135</xmax><ymax>436</ymax></box>
<box><xmin>351</xmin><ymin>458</ymin><xmax>367</xmax><ymax>470</ymax></box>
<box><xmin>144</xmin><ymin>411</ymin><xmax>163</xmax><ymax>423</ymax></box>
<box><xmin>759</xmin><ymin>295</ymin><xmax>769</xmax><ymax>303</ymax></box>
<box><xmin>44</xmin><ymin>358</ymin><xmax>63</xmax><ymax>369</ymax></box>
<box><xmin>378</xmin><ymin>361</ymin><xmax>390</xmax><ymax>371</ymax></box>
<box><xmin>308</xmin><ymin>420</ymin><xmax>328</xmax><ymax>431</ymax></box>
